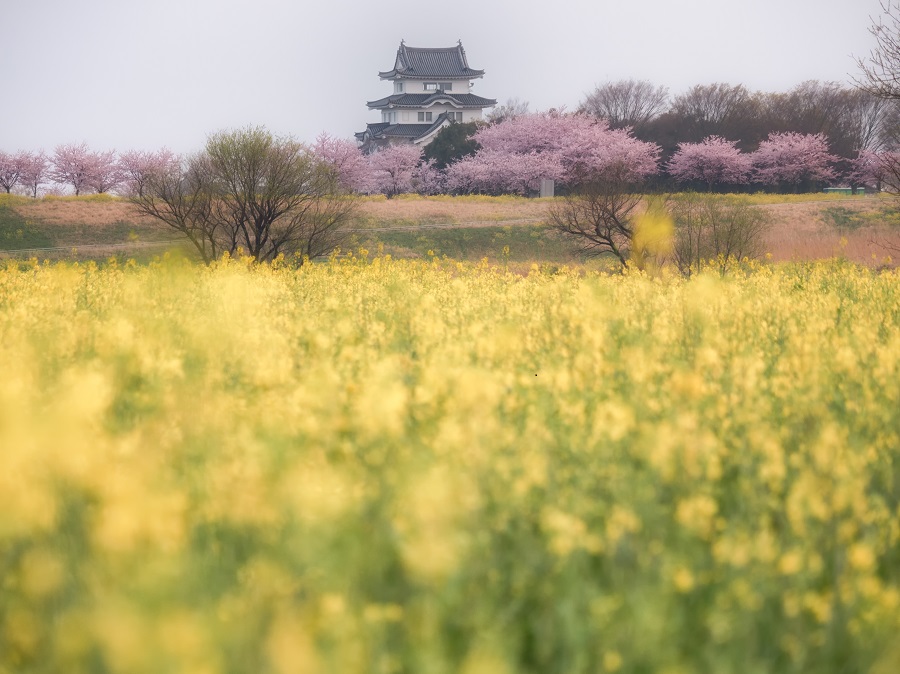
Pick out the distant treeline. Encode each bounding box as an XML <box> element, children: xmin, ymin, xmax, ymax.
<box><xmin>577</xmin><ymin>79</ymin><xmax>889</xmax><ymax>163</ymax></box>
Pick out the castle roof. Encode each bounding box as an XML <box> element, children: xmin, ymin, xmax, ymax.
<box><xmin>379</xmin><ymin>42</ymin><xmax>485</xmax><ymax>80</ymax></box>
<box><xmin>366</xmin><ymin>92</ymin><xmax>497</xmax><ymax>110</ymax></box>
<box><xmin>355</xmin><ymin>114</ymin><xmax>455</xmax><ymax>145</ymax></box>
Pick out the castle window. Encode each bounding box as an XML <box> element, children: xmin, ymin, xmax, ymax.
<box><xmin>394</xmin><ymin>82</ymin><xmax>404</xmax><ymax>93</ymax></box>
<box><xmin>418</xmin><ymin>111</ymin><xmax>433</xmax><ymax>122</ymax></box>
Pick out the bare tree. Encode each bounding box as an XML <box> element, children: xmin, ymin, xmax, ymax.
<box><xmin>856</xmin><ymin>0</ymin><xmax>900</xmax><ymax>100</ymax></box>
<box><xmin>579</xmin><ymin>79</ymin><xmax>669</xmax><ymax>133</ymax></box>
<box><xmin>761</xmin><ymin>81</ymin><xmax>882</xmax><ymax>159</ymax></box>
<box><xmin>669</xmin><ymin>83</ymin><xmax>759</xmax><ymax>145</ymax></box>
<box><xmin>844</xmin><ymin>90</ymin><xmax>890</xmax><ymax>153</ymax></box>
<box><xmin>670</xmin><ymin>193</ymin><xmax>770</xmax><ymax>275</ymax></box>
<box><xmin>134</xmin><ymin>153</ymin><xmax>219</xmax><ymax>262</ymax></box>
<box><xmin>132</xmin><ymin>127</ymin><xmax>356</xmax><ymax>264</ymax></box>
<box><xmin>854</xmin><ymin>3</ymin><xmax>900</xmax><ymax>205</ymax></box>
<box><xmin>485</xmin><ymin>97</ymin><xmax>530</xmax><ymax>124</ymax></box>
<box><xmin>548</xmin><ymin>164</ymin><xmax>644</xmax><ymax>267</ymax></box>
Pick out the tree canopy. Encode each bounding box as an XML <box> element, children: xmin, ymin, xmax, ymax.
<box><xmin>422</xmin><ymin>122</ymin><xmax>480</xmax><ymax>170</ymax></box>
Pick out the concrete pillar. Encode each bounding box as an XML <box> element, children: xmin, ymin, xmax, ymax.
<box><xmin>540</xmin><ymin>179</ymin><xmax>555</xmax><ymax>198</ymax></box>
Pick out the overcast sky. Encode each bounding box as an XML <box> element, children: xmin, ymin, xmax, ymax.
<box><xmin>0</xmin><ymin>0</ymin><xmax>884</xmax><ymax>154</ymax></box>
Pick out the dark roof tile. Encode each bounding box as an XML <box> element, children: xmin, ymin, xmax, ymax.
<box><xmin>357</xmin><ymin>115</ymin><xmax>455</xmax><ymax>142</ymax></box>
<box><xmin>367</xmin><ymin>92</ymin><xmax>497</xmax><ymax>109</ymax></box>
<box><xmin>379</xmin><ymin>42</ymin><xmax>485</xmax><ymax>80</ymax></box>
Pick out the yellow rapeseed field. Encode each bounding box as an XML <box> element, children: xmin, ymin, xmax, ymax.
<box><xmin>1</xmin><ymin>253</ymin><xmax>899</xmax><ymax>674</ymax></box>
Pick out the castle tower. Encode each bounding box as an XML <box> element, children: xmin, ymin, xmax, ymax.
<box><xmin>356</xmin><ymin>41</ymin><xmax>496</xmax><ymax>152</ymax></box>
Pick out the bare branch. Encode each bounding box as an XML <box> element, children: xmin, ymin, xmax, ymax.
<box><xmin>131</xmin><ymin>127</ymin><xmax>357</xmax><ymax>264</ymax></box>
<box><xmin>855</xmin><ymin>1</ymin><xmax>900</xmax><ymax>100</ymax></box>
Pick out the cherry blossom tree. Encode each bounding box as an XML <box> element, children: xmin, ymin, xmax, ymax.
<box><xmin>445</xmin><ymin>112</ymin><xmax>659</xmax><ymax>195</ymax></box>
<box><xmin>19</xmin><ymin>152</ymin><xmax>49</xmax><ymax>198</ymax></box>
<box><xmin>49</xmin><ymin>144</ymin><xmax>126</xmax><ymax>195</ymax></box>
<box><xmin>751</xmin><ymin>132</ymin><xmax>838</xmax><ymax>191</ymax></box>
<box><xmin>846</xmin><ymin>150</ymin><xmax>885</xmax><ymax>191</ymax></box>
<box><xmin>666</xmin><ymin>136</ymin><xmax>752</xmax><ymax>190</ymax></box>
<box><xmin>446</xmin><ymin>149</ymin><xmax>562</xmax><ymax>195</ymax></box>
<box><xmin>412</xmin><ymin>158</ymin><xmax>445</xmax><ymax>195</ymax></box>
<box><xmin>50</xmin><ymin>143</ymin><xmax>96</xmax><ymax>195</ymax></box>
<box><xmin>556</xmin><ymin>117</ymin><xmax>660</xmax><ymax>184</ymax></box>
<box><xmin>118</xmin><ymin>149</ymin><xmax>178</xmax><ymax>197</ymax></box>
<box><xmin>0</xmin><ymin>151</ymin><xmax>26</xmax><ymax>193</ymax></box>
<box><xmin>88</xmin><ymin>149</ymin><xmax>124</xmax><ymax>193</ymax></box>
<box><xmin>313</xmin><ymin>133</ymin><xmax>373</xmax><ymax>193</ymax></box>
<box><xmin>369</xmin><ymin>144</ymin><xmax>422</xmax><ymax>198</ymax></box>
<box><xmin>849</xmin><ymin>149</ymin><xmax>900</xmax><ymax>192</ymax></box>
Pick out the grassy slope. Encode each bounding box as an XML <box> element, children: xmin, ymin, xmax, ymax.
<box><xmin>1</xmin><ymin>192</ymin><xmax>896</xmax><ymax>265</ymax></box>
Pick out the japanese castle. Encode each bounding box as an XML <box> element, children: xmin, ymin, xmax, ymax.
<box><xmin>355</xmin><ymin>41</ymin><xmax>496</xmax><ymax>152</ymax></box>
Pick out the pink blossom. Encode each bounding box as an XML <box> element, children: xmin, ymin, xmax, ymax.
<box><xmin>18</xmin><ymin>152</ymin><xmax>49</xmax><ymax>198</ymax></box>
<box><xmin>751</xmin><ymin>132</ymin><xmax>837</xmax><ymax>189</ymax></box>
<box><xmin>88</xmin><ymin>149</ymin><xmax>124</xmax><ymax>194</ymax></box>
<box><xmin>0</xmin><ymin>151</ymin><xmax>27</xmax><ymax>193</ymax></box>
<box><xmin>118</xmin><ymin>149</ymin><xmax>178</xmax><ymax>196</ymax></box>
<box><xmin>666</xmin><ymin>136</ymin><xmax>752</xmax><ymax>189</ymax></box>
<box><xmin>846</xmin><ymin>150</ymin><xmax>891</xmax><ymax>190</ymax></box>
<box><xmin>447</xmin><ymin>112</ymin><xmax>659</xmax><ymax>194</ymax></box>
<box><xmin>446</xmin><ymin>149</ymin><xmax>562</xmax><ymax>195</ymax></box>
<box><xmin>50</xmin><ymin>143</ymin><xmax>119</xmax><ymax>195</ymax></box>
<box><xmin>313</xmin><ymin>133</ymin><xmax>373</xmax><ymax>193</ymax></box>
<box><xmin>412</xmin><ymin>158</ymin><xmax>445</xmax><ymax>195</ymax></box>
<box><xmin>369</xmin><ymin>144</ymin><xmax>422</xmax><ymax>198</ymax></box>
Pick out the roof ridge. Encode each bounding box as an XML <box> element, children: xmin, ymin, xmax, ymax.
<box><xmin>378</xmin><ymin>41</ymin><xmax>485</xmax><ymax>80</ymax></box>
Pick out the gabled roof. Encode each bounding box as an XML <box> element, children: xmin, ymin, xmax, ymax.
<box><xmin>366</xmin><ymin>92</ymin><xmax>497</xmax><ymax>110</ymax></box>
<box><xmin>380</xmin><ymin>124</ymin><xmax>438</xmax><ymax>138</ymax></box>
<box><xmin>411</xmin><ymin>114</ymin><xmax>455</xmax><ymax>146</ymax></box>
<box><xmin>355</xmin><ymin>114</ymin><xmax>455</xmax><ymax>143</ymax></box>
<box><xmin>379</xmin><ymin>41</ymin><xmax>485</xmax><ymax>80</ymax></box>
<box><xmin>355</xmin><ymin>122</ymin><xmax>392</xmax><ymax>141</ymax></box>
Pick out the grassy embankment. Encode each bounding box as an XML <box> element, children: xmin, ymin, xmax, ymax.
<box><xmin>0</xmin><ymin>192</ymin><xmax>897</xmax><ymax>266</ymax></box>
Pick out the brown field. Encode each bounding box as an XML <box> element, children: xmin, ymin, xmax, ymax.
<box><xmin>14</xmin><ymin>198</ymin><xmax>157</xmax><ymax>227</ymax></box>
<box><xmin>759</xmin><ymin>199</ymin><xmax>898</xmax><ymax>265</ymax></box>
<box><xmin>353</xmin><ymin>195</ymin><xmax>552</xmax><ymax>227</ymax></box>
<box><xmin>4</xmin><ymin>194</ymin><xmax>899</xmax><ymax>265</ymax></box>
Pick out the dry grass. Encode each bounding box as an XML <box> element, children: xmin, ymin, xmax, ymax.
<box><xmin>760</xmin><ymin>199</ymin><xmax>898</xmax><ymax>265</ymax></box>
<box><xmin>355</xmin><ymin>194</ymin><xmax>551</xmax><ymax>227</ymax></box>
<box><xmin>5</xmin><ymin>193</ymin><xmax>899</xmax><ymax>264</ymax></box>
<box><xmin>14</xmin><ymin>198</ymin><xmax>157</xmax><ymax>227</ymax></box>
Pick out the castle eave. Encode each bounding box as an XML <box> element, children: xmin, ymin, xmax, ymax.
<box><xmin>366</xmin><ymin>92</ymin><xmax>497</xmax><ymax>110</ymax></box>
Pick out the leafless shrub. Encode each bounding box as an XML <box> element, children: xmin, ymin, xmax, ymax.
<box><xmin>670</xmin><ymin>193</ymin><xmax>770</xmax><ymax>275</ymax></box>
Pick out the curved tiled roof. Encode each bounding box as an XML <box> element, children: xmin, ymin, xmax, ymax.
<box><xmin>367</xmin><ymin>92</ymin><xmax>497</xmax><ymax>109</ymax></box>
<box><xmin>379</xmin><ymin>42</ymin><xmax>485</xmax><ymax>80</ymax></box>
<box><xmin>379</xmin><ymin>124</ymin><xmax>438</xmax><ymax>138</ymax></box>
<box><xmin>356</xmin><ymin>114</ymin><xmax>455</xmax><ymax>142</ymax></box>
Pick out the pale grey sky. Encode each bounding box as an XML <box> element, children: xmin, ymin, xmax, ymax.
<box><xmin>0</xmin><ymin>0</ymin><xmax>884</xmax><ymax>154</ymax></box>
